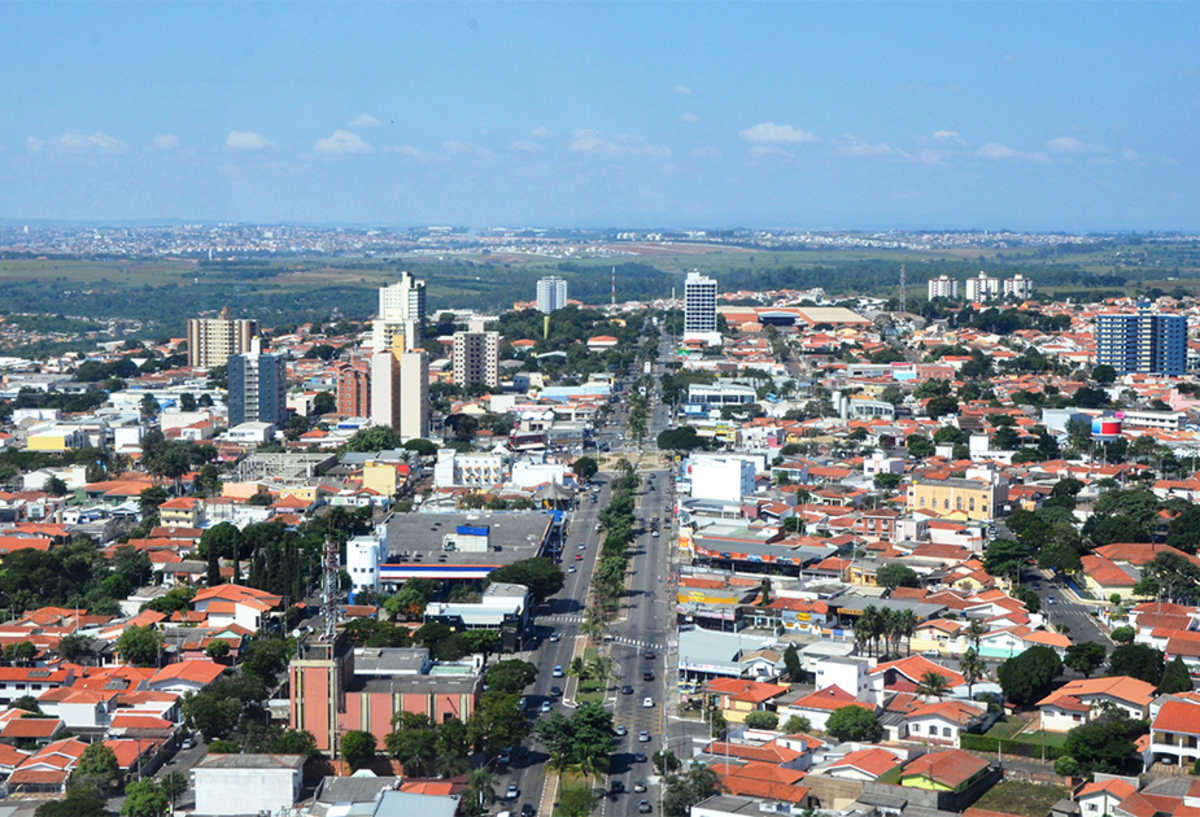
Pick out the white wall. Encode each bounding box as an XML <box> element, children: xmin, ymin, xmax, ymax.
<box><xmin>193</xmin><ymin>767</ymin><xmax>300</xmax><ymax>816</ymax></box>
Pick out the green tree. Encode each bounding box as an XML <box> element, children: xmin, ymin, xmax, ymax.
<box><xmin>1064</xmin><ymin>715</ymin><xmax>1138</xmax><ymax>774</ymax></box>
<box><xmin>906</xmin><ymin>435</ymin><xmax>935</xmax><ymax>458</ymax></box>
<box><xmin>1158</xmin><ymin>656</ymin><xmax>1194</xmax><ymax>695</ymax></box>
<box><xmin>876</xmin><ymin>563</ymin><xmax>919</xmax><ymax>589</ymax></box>
<box><xmin>982</xmin><ymin>539</ymin><xmax>1032</xmax><ymax>580</ymax></box>
<box><xmin>34</xmin><ymin>790</ymin><xmax>109</xmax><ymax>817</ymax></box>
<box><xmin>743</xmin><ymin>710</ymin><xmax>779</xmax><ymax>730</ymax></box>
<box><xmin>997</xmin><ymin>646</ymin><xmax>1063</xmax><ymax>706</ymax></box>
<box><xmin>1167</xmin><ymin>506</ymin><xmax>1200</xmax><ymax>554</ymax></box>
<box><xmin>343</xmin><ymin>425</ymin><xmax>403</xmax><ymax>453</ymax></box>
<box><xmin>485</xmin><ymin>558</ymin><xmax>565</xmax><ymax>603</ymax></box>
<box><xmin>662</xmin><ymin>764</ymin><xmax>724</xmax><ymax>817</ymax></box>
<box><xmin>1110</xmin><ymin>626</ymin><xmax>1136</xmax><ymax>644</ymax></box>
<box><xmin>4</xmin><ymin>640</ymin><xmax>36</xmax><ymax>665</ymax></box>
<box><xmin>74</xmin><ymin>742</ymin><xmax>120</xmax><ymax>797</ymax></box>
<box><xmin>1107</xmin><ymin>644</ymin><xmax>1164</xmax><ymax>685</ymax></box>
<box><xmin>782</xmin><ymin>715</ymin><xmax>812</xmax><ymax>734</ymax></box>
<box><xmin>783</xmin><ymin>644</ymin><xmax>803</xmax><ymax>681</ymax></box>
<box><xmin>1054</xmin><ymin>755</ymin><xmax>1080</xmax><ymax>777</ymax></box>
<box><xmin>1092</xmin><ymin>364</ymin><xmax>1117</xmax><ymax>384</ymax></box>
<box><xmin>825</xmin><ymin>705</ymin><xmax>883</xmax><ymax>743</ymax></box>
<box><xmin>113</xmin><ymin>545</ymin><xmax>153</xmax><ymax>588</ymax></box>
<box><xmin>121</xmin><ymin>779</ymin><xmax>169</xmax><ymax>817</ymax></box>
<box><xmin>558</xmin><ymin>785</ymin><xmax>598</xmax><ymax>817</ymax></box>
<box><xmin>1064</xmin><ymin>642</ymin><xmax>1107</xmax><ymax>679</ymax></box>
<box><xmin>959</xmin><ymin>648</ymin><xmax>987</xmax><ymax>699</ymax></box>
<box><xmin>161</xmin><ymin>771</ymin><xmax>188</xmax><ymax>811</ymax></box>
<box><xmin>117</xmin><ymin>625</ymin><xmax>163</xmax><ymax>667</ymax></box>
<box><xmin>571</xmin><ymin>456</ymin><xmax>599</xmax><ymax>481</ymax></box>
<box><xmin>340</xmin><ymin>730</ymin><xmax>378</xmax><ymax>772</ymax></box>
<box><xmin>915</xmin><ymin>672</ymin><xmax>951</xmax><ymax>700</ymax></box>
<box><xmin>468</xmin><ymin>692</ymin><xmax>529</xmax><ymax>754</ymax></box>
<box><xmin>206</xmin><ymin>639</ymin><xmax>231</xmax><ymax>660</ymax></box>
<box><xmin>656</xmin><ymin>427</ymin><xmax>710</xmax><ymax>452</ymax></box>
<box><xmin>138</xmin><ymin>485</ymin><xmax>170</xmax><ymax>518</ymax></box>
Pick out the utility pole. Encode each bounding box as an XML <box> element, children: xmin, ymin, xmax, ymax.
<box><xmin>899</xmin><ymin>264</ymin><xmax>907</xmax><ymax>313</ymax></box>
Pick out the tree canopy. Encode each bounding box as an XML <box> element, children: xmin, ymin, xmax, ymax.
<box><xmin>997</xmin><ymin>645</ymin><xmax>1062</xmax><ymax>706</ymax></box>
<box><xmin>825</xmin><ymin>705</ymin><xmax>883</xmax><ymax>743</ymax></box>
<box><xmin>485</xmin><ymin>558</ymin><xmax>564</xmax><ymax>603</ymax></box>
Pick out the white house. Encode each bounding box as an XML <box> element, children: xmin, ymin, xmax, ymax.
<box><xmin>904</xmin><ymin>699</ymin><xmax>988</xmax><ymax>748</ymax></box>
<box><xmin>193</xmin><ymin>753</ymin><xmax>305</xmax><ymax>816</ymax></box>
<box><xmin>148</xmin><ymin>660</ymin><xmax>227</xmax><ymax>696</ymax></box>
<box><xmin>1038</xmin><ymin>676</ymin><xmax>1156</xmax><ymax>732</ymax></box>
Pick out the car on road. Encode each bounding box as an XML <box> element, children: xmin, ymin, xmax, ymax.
<box><xmin>549</xmin><ymin>632</ymin><xmax>561</xmax><ymax>642</ymax></box>
<box><xmin>518</xmin><ymin>745</ymin><xmax>530</xmax><ymax>759</ymax></box>
<box><xmin>180</xmin><ymin>738</ymin><xmax>195</xmax><ymax>750</ymax></box>
<box><xmin>578</xmin><ymin>542</ymin><xmax>587</xmax><ymax>550</ymax></box>
<box><xmin>639</xmin><ymin>800</ymin><xmax>652</xmax><ymax>813</ymax></box>
<box><xmin>499</xmin><ymin>749</ymin><xmax>512</xmax><ymax>765</ymax></box>
<box><xmin>616</xmin><ymin>724</ymin><xmax>627</xmax><ymax>737</ymax></box>
<box><xmin>568</xmin><ymin>566</ymin><xmax>577</xmax><ymax>573</ymax></box>
<box><xmin>643</xmin><ymin>671</ymin><xmax>654</xmax><ymax>681</ymax></box>
<box><xmin>1048</xmin><ymin>597</ymin><xmax>1058</xmax><ymax>605</ymax></box>
<box><xmin>595</xmin><ymin>523</ymin><xmax>602</xmax><ymax>531</ymax></box>
<box><xmin>652</xmin><ymin>530</ymin><xmax>659</xmax><ymax>537</ymax></box>
<box><xmin>638</xmin><ymin>730</ymin><xmax>650</xmax><ymax>742</ymax></box>
<box><xmin>612</xmin><ymin>781</ymin><xmax>625</xmax><ymax>794</ymax></box>
<box><xmin>506</xmin><ymin>785</ymin><xmax>520</xmax><ymax>800</ymax></box>
<box><xmin>634</xmin><ymin>752</ymin><xmax>647</xmax><ymax>763</ymax></box>
<box><xmin>643</xmin><ymin>650</ymin><xmax>655</xmax><ymax>659</ymax></box>
<box><xmin>550</xmin><ymin>686</ymin><xmax>562</xmax><ymax>698</ymax></box>
<box><xmin>642</xmin><ymin>697</ymin><xmax>654</xmax><ymax>708</ymax></box>
<box><xmin>540</xmin><ymin>701</ymin><xmax>553</xmax><ymax>713</ymax></box>
<box><xmin>553</xmin><ymin>665</ymin><xmax>564</xmax><ymax>677</ymax></box>
<box><xmin>621</xmin><ymin>684</ymin><xmax>634</xmax><ymax>695</ymax></box>
<box><xmin>634</xmin><ymin>782</ymin><xmax>647</xmax><ymax>793</ymax></box>
<box><xmin>922</xmin><ymin>650</ymin><xmax>940</xmax><ymax>658</ymax></box>
<box><xmin>522</xmin><ymin>805</ymin><xmax>535</xmax><ymax>817</ymax></box>
<box><xmin>575</xmin><ymin>553</ymin><xmax>583</xmax><ymax>560</ymax></box>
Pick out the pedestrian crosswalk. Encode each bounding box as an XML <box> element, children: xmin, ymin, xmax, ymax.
<box><xmin>542</xmin><ymin>614</ymin><xmax>584</xmax><ymax>623</ymax></box>
<box><xmin>609</xmin><ymin>635</ymin><xmax>665</xmax><ymax>651</ymax></box>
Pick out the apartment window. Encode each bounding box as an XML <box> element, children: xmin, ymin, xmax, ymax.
<box><xmin>944</xmin><ymin>499</ymin><xmax>950</xmax><ymax>510</ymax></box>
<box><xmin>920</xmin><ymin>497</ymin><xmax>925</xmax><ymax>508</ymax></box>
<box><xmin>956</xmin><ymin>497</ymin><xmax>963</xmax><ymax>510</ymax></box>
<box><xmin>969</xmin><ymin>497</ymin><xmax>975</xmax><ymax>511</ymax></box>
<box><xmin>1087</xmin><ymin>806</ymin><xmax>1097</xmax><ymax>812</ymax></box>
<box><xmin>943</xmin><ymin>727</ymin><xmax>952</xmax><ymax>737</ymax></box>
<box><xmin>911</xmin><ymin>724</ymin><xmax>920</xmax><ymax>733</ymax></box>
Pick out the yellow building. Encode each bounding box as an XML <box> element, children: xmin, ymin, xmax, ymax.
<box><xmin>906</xmin><ymin>477</ymin><xmax>1003</xmax><ymax>522</ymax></box>
<box><xmin>362</xmin><ymin>461</ymin><xmax>400</xmax><ymax>497</ymax></box>
<box><xmin>26</xmin><ymin>427</ymin><xmax>86</xmax><ymax>452</ymax></box>
<box><xmin>159</xmin><ymin>496</ymin><xmax>204</xmax><ymax>527</ymax></box>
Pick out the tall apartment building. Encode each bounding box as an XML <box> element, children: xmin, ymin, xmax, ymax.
<box><xmin>373</xmin><ymin>272</ymin><xmax>426</xmax><ymax>352</ymax></box>
<box><xmin>227</xmin><ymin>338</ymin><xmax>288</xmax><ymax>428</ymax></box>
<box><xmin>186</xmin><ymin>307</ymin><xmax>258</xmax><ymax>368</ymax></box>
<box><xmin>536</xmin><ymin>276</ymin><xmax>569</xmax><ymax>314</ymax></box>
<box><xmin>684</xmin><ymin>270</ymin><xmax>721</xmax><ymax>345</ymax></box>
<box><xmin>1003</xmin><ymin>274</ymin><xmax>1034</xmax><ymax>300</ymax></box>
<box><xmin>334</xmin><ymin>359</ymin><xmax>371</xmax><ymax>419</ymax></box>
<box><xmin>964</xmin><ymin>272</ymin><xmax>1001</xmax><ymax>303</ymax></box>
<box><xmin>1096</xmin><ymin>309</ymin><xmax>1188</xmax><ymax>376</ymax></box>
<box><xmin>927</xmin><ymin>275</ymin><xmax>959</xmax><ymax>300</ymax></box>
<box><xmin>370</xmin><ymin>334</ymin><xmax>430</xmax><ymax>439</ymax></box>
<box><xmin>452</xmin><ymin>328</ymin><xmax>500</xmax><ymax>388</ymax></box>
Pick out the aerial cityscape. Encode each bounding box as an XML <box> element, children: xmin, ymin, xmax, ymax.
<box><xmin>3</xmin><ymin>3</ymin><xmax>1200</xmax><ymax>817</ymax></box>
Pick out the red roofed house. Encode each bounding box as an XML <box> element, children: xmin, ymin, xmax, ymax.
<box><xmin>192</xmin><ymin>584</ymin><xmax>282</xmax><ymax>631</ymax></box>
<box><xmin>0</xmin><ymin>666</ymin><xmax>74</xmax><ymax>707</ymax></box>
<box><xmin>788</xmin><ymin>685</ymin><xmax>875</xmax><ymax>731</ymax></box>
<box><xmin>7</xmin><ymin>736</ymin><xmax>87</xmax><ymax>794</ymax></box>
<box><xmin>898</xmin><ymin>749</ymin><xmax>992</xmax><ymax>793</ymax></box>
<box><xmin>1077</xmin><ymin>778</ymin><xmax>1138</xmax><ymax>817</ymax></box>
<box><xmin>869</xmin><ymin>656</ymin><xmax>966</xmax><ymax>703</ymax></box>
<box><xmin>823</xmin><ymin>748</ymin><xmax>904</xmax><ymax>782</ymax></box>
<box><xmin>1038</xmin><ymin>676</ymin><xmax>1156</xmax><ymax>732</ymax></box>
<box><xmin>1150</xmin><ymin>697</ymin><xmax>1200</xmax><ymax>768</ymax></box>
<box><xmin>149</xmin><ymin>659</ymin><xmax>227</xmax><ymax>696</ymax></box>
<box><xmin>703</xmin><ymin>678</ymin><xmax>791</xmax><ymax>724</ymax></box>
<box><xmin>905</xmin><ymin>700</ymin><xmax>989</xmax><ymax>748</ymax></box>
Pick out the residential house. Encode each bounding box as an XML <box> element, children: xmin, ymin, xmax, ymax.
<box><xmin>190</xmin><ymin>584</ymin><xmax>281</xmax><ymax>631</ymax></box>
<box><xmin>1038</xmin><ymin>677</ymin><xmax>1156</xmax><ymax>732</ymax></box>
<box><xmin>704</xmin><ymin>678</ymin><xmax>791</xmax><ymax>724</ymax></box>
<box><xmin>1077</xmin><ymin>778</ymin><xmax>1138</xmax><ymax>817</ymax></box>
<box><xmin>905</xmin><ymin>700</ymin><xmax>989</xmax><ymax>748</ymax></box>
<box><xmin>898</xmin><ymin>749</ymin><xmax>991</xmax><ymax>793</ymax></box>
<box><xmin>1149</xmin><ymin>697</ymin><xmax>1200</xmax><ymax>768</ymax></box>
<box><xmin>822</xmin><ymin>748</ymin><xmax>903</xmax><ymax>782</ymax></box>
<box><xmin>148</xmin><ymin>660</ymin><xmax>227</xmax><ymax>696</ymax></box>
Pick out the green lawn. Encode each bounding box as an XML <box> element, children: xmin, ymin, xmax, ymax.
<box><xmin>983</xmin><ymin>716</ymin><xmax>1030</xmax><ymax>741</ymax></box>
<box><xmin>974</xmin><ymin>781</ymin><xmax>1070</xmax><ymax>817</ymax></box>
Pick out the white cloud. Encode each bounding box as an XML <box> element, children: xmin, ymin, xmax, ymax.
<box><xmin>387</xmin><ymin>144</ymin><xmax>436</xmax><ymax>163</ymax></box>
<box><xmin>977</xmin><ymin>142</ymin><xmax>1049</xmax><ymax>163</ymax></box>
<box><xmin>441</xmin><ymin>140</ymin><xmax>493</xmax><ymax>158</ymax></box>
<box><xmin>226</xmin><ymin>130</ymin><xmax>274</xmax><ymax>151</ymax></box>
<box><xmin>932</xmin><ymin>130</ymin><xmax>960</xmax><ymax>140</ymax></box>
<box><xmin>689</xmin><ymin>146</ymin><xmax>720</xmax><ymax>159</ymax></box>
<box><xmin>899</xmin><ymin>148</ymin><xmax>950</xmax><ymax>166</ymax></box>
<box><xmin>680</xmin><ymin>113</ymin><xmax>699</xmax><ymax>123</ymax></box>
<box><xmin>1122</xmin><ymin>148</ymin><xmax>1140</xmax><ymax>161</ymax></box>
<box><xmin>529</xmin><ymin>126</ymin><xmax>554</xmax><ymax>139</ymax></box>
<box><xmin>510</xmin><ymin>140</ymin><xmax>544</xmax><ymax>153</ymax></box>
<box><xmin>739</xmin><ymin>122</ymin><xmax>819</xmax><ymax>145</ymax></box>
<box><xmin>350</xmin><ymin>114</ymin><xmax>384</xmax><ymax>128</ymax></box>
<box><xmin>569</xmin><ymin>129</ymin><xmax>670</xmax><ymax>156</ymax></box>
<box><xmin>314</xmin><ymin>129</ymin><xmax>373</xmax><ymax>155</ymax></box>
<box><xmin>674</xmin><ymin>84</ymin><xmax>693</xmax><ymax>95</ymax></box>
<box><xmin>26</xmin><ymin>132</ymin><xmax>129</xmax><ymax>154</ymax></box>
<box><xmin>748</xmin><ymin>145</ymin><xmax>794</xmax><ymax>159</ymax></box>
<box><xmin>1046</xmin><ymin>136</ymin><xmax>1107</xmax><ymax>155</ymax></box>
<box><xmin>837</xmin><ymin>137</ymin><xmax>894</xmax><ymax>157</ymax></box>
<box><xmin>150</xmin><ymin>133</ymin><xmax>180</xmax><ymax>151</ymax></box>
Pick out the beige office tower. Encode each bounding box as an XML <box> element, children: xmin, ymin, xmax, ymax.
<box><xmin>187</xmin><ymin>306</ymin><xmax>259</xmax><ymax>368</ymax></box>
<box><xmin>370</xmin><ymin>333</ymin><xmax>429</xmax><ymax>439</ymax></box>
<box><xmin>373</xmin><ymin>271</ymin><xmax>426</xmax><ymax>352</ymax></box>
<box><xmin>371</xmin><ymin>318</ymin><xmax>420</xmax><ymax>353</ymax></box>
<box><xmin>452</xmin><ymin>329</ymin><xmax>500</xmax><ymax>388</ymax></box>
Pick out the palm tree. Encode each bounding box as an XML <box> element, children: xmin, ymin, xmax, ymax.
<box><xmin>895</xmin><ymin>609</ymin><xmax>918</xmax><ymax>656</ymax></box>
<box><xmin>915</xmin><ymin>671</ymin><xmax>951</xmax><ymax>701</ymax></box>
<box><xmin>965</xmin><ymin>618</ymin><xmax>988</xmax><ymax>651</ymax></box>
<box><xmin>853</xmin><ymin>619</ymin><xmax>872</xmax><ymax>657</ymax></box>
<box><xmin>568</xmin><ymin>656</ymin><xmax>591</xmax><ymax>682</ymax></box>
<box><xmin>866</xmin><ymin>606</ymin><xmax>888</xmax><ymax>657</ymax></box>
<box><xmin>467</xmin><ymin>768</ymin><xmax>498</xmax><ymax>813</ymax></box>
<box><xmin>959</xmin><ymin>648</ymin><xmax>987</xmax><ymax>700</ymax></box>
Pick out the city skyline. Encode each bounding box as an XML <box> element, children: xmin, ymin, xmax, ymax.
<box><xmin>3</xmin><ymin>3</ymin><xmax>1198</xmax><ymax>231</ymax></box>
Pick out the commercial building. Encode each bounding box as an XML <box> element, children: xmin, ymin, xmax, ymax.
<box><xmin>186</xmin><ymin>307</ymin><xmax>258</xmax><ymax>368</ymax></box>
<box><xmin>370</xmin><ymin>334</ymin><xmax>429</xmax><ymax>439</ymax></box>
<box><xmin>334</xmin><ymin>359</ymin><xmax>371</xmax><ymax>418</ymax></box>
<box><xmin>964</xmin><ymin>272</ymin><xmax>1001</xmax><ymax>303</ymax></box>
<box><xmin>684</xmin><ymin>270</ymin><xmax>722</xmax><ymax>346</ymax></box>
<box><xmin>536</xmin><ymin>276</ymin><xmax>569</xmax><ymax>314</ymax></box>
<box><xmin>192</xmin><ymin>754</ymin><xmax>306</xmax><ymax>816</ymax></box>
<box><xmin>227</xmin><ymin>338</ymin><xmax>287</xmax><ymax>429</ymax></box>
<box><xmin>689</xmin><ymin>456</ymin><xmax>757</xmax><ymax>504</ymax></box>
<box><xmin>433</xmin><ymin>449</ymin><xmax>506</xmax><ymax>488</ymax></box>
<box><xmin>452</xmin><ymin>328</ymin><xmax>500</xmax><ymax>388</ymax></box>
<box><xmin>927</xmin><ymin>275</ymin><xmax>959</xmax><ymax>300</ymax></box>
<box><xmin>906</xmin><ymin>476</ymin><xmax>1006</xmax><ymax>522</ymax></box>
<box><xmin>1096</xmin><ymin>309</ymin><xmax>1188</xmax><ymax>376</ymax></box>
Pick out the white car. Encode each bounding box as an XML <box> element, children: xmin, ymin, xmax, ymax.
<box><xmin>642</xmin><ymin>697</ymin><xmax>654</xmax><ymax>708</ymax></box>
<box><xmin>548</xmin><ymin>632</ymin><xmax>561</xmax><ymax>642</ymax></box>
<box><xmin>506</xmin><ymin>785</ymin><xmax>520</xmax><ymax>800</ymax></box>
<box><xmin>553</xmin><ymin>665</ymin><xmax>564</xmax><ymax>677</ymax></box>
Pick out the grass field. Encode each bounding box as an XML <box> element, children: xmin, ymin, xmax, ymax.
<box><xmin>984</xmin><ymin>716</ymin><xmax>1029</xmax><ymax>741</ymax></box>
<box><xmin>974</xmin><ymin>781</ymin><xmax>1071</xmax><ymax>817</ymax></box>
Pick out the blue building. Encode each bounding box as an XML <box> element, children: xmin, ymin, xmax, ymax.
<box><xmin>1095</xmin><ymin>308</ymin><xmax>1187</xmax><ymax>376</ymax></box>
<box><xmin>227</xmin><ymin>338</ymin><xmax>288</xmax><ymax>428</ymax></box>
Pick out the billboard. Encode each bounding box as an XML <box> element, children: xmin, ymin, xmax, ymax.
<box><xmin>1091</xmin><ymin>417</ymin><xmax>1122</xmax><ymax>441</ymax></box>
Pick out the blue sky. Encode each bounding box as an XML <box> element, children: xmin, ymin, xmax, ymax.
<box><xmin>2</xmin><ymin>2</ymin><xmax>1198</xmax><ymax>231</ymax></box>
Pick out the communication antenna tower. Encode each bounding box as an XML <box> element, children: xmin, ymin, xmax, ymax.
<box><xmin>899</xmin><ymin>264</ymin><xmax>907</xmax><ymax>313</ymax></box>
<box><xmin>611</xmin><ymin>266</ymin><xmax>616</xmax><ymax>306</ymax></box>
<box><xmin>321</xmin><ymin>536</ymin><xmax>339</xmax><ymax>642</ymax></box>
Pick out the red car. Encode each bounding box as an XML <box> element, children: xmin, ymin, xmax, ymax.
<box><xmin>575</xmin><ymin>553</ymin><xmax>584</xmax><ymax>560</ymax></box>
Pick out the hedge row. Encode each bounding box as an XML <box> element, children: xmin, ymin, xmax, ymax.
<box><xmin>960</xmin><ymin>733</ymin><xmax>1068</xmax><ymax>761</ymax></box>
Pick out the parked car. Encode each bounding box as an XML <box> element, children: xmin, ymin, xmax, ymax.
<box><xmin>540</xmin><ymin>701</ymin><xmax>553</xmax><ymax>713</ymax></box>
<box><xmin>639</xmin><ymin>801</ymin><xmax>652</xmax><ymax>813</ymax></box>
<box><xmin>616</xmin><ymin>724</ymin><xmax>627</xmax><ymax>737</ymax></box>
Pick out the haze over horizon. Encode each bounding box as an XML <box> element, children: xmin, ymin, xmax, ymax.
<box><xmin>3</xmin><ymin>2</ymin><xmax>1198</xmax><ymax>233</ymax></box>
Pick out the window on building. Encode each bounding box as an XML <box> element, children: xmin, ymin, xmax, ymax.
<box><xmin>920</xmin><ymin>497</ymin><xmax>925</xmax><ymax>508</ymax></box>
<box><xmin>969</xmin><ymin>497</ymin><xmax>975</xmax><ymax>511</ymax></box>
<box><xmin>943</xmin><ymin>727</ymin><xmax>952</xmax><ymax>737</ymax></box>
<box><xmin>944</xmin><ymin>499</ymin><xmax>950</xmax><ymax>510</ymax></box>
<box><xmin>911</xmin><ymin>724</ymin><xmax>920</xmax><ymax>733</ymax></box>
<box><xmin>956</xmin><ymin>497</ymin><xmax>963</xmax><ymax>510</ymax></box>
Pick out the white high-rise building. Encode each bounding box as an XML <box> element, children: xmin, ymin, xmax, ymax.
<box><xmin>374</xmin><ymin>272</ymin><xmax>426</xmax><ymax>352</ymax></box>
<box><xmin>452</xmin><ymin>330</ymin><xmax>500</xmax><ymax>388</ymax></box>
<box><xmin>536</xmin><ymin>276</ymin><xmax>568</xmax><ymax>314</ymax></box>
<box><xmin>965</xmin><ymin>272</ymin><xmax>1001</xmax><ymax>303</ymax></box>
<box><xmin>927</xmin><ymin>275</ymin><xmax>959</xmax><ymax>300</ymax></box>
<box><xmin>684</xmin><ymin>271</ymin><xmax>721</xmax><ymax>346</ymax></box>
<box><xmin>1004</xmin><ymin>274</ymin><xmax>1034</xmax><ymax>300</ymax></box>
